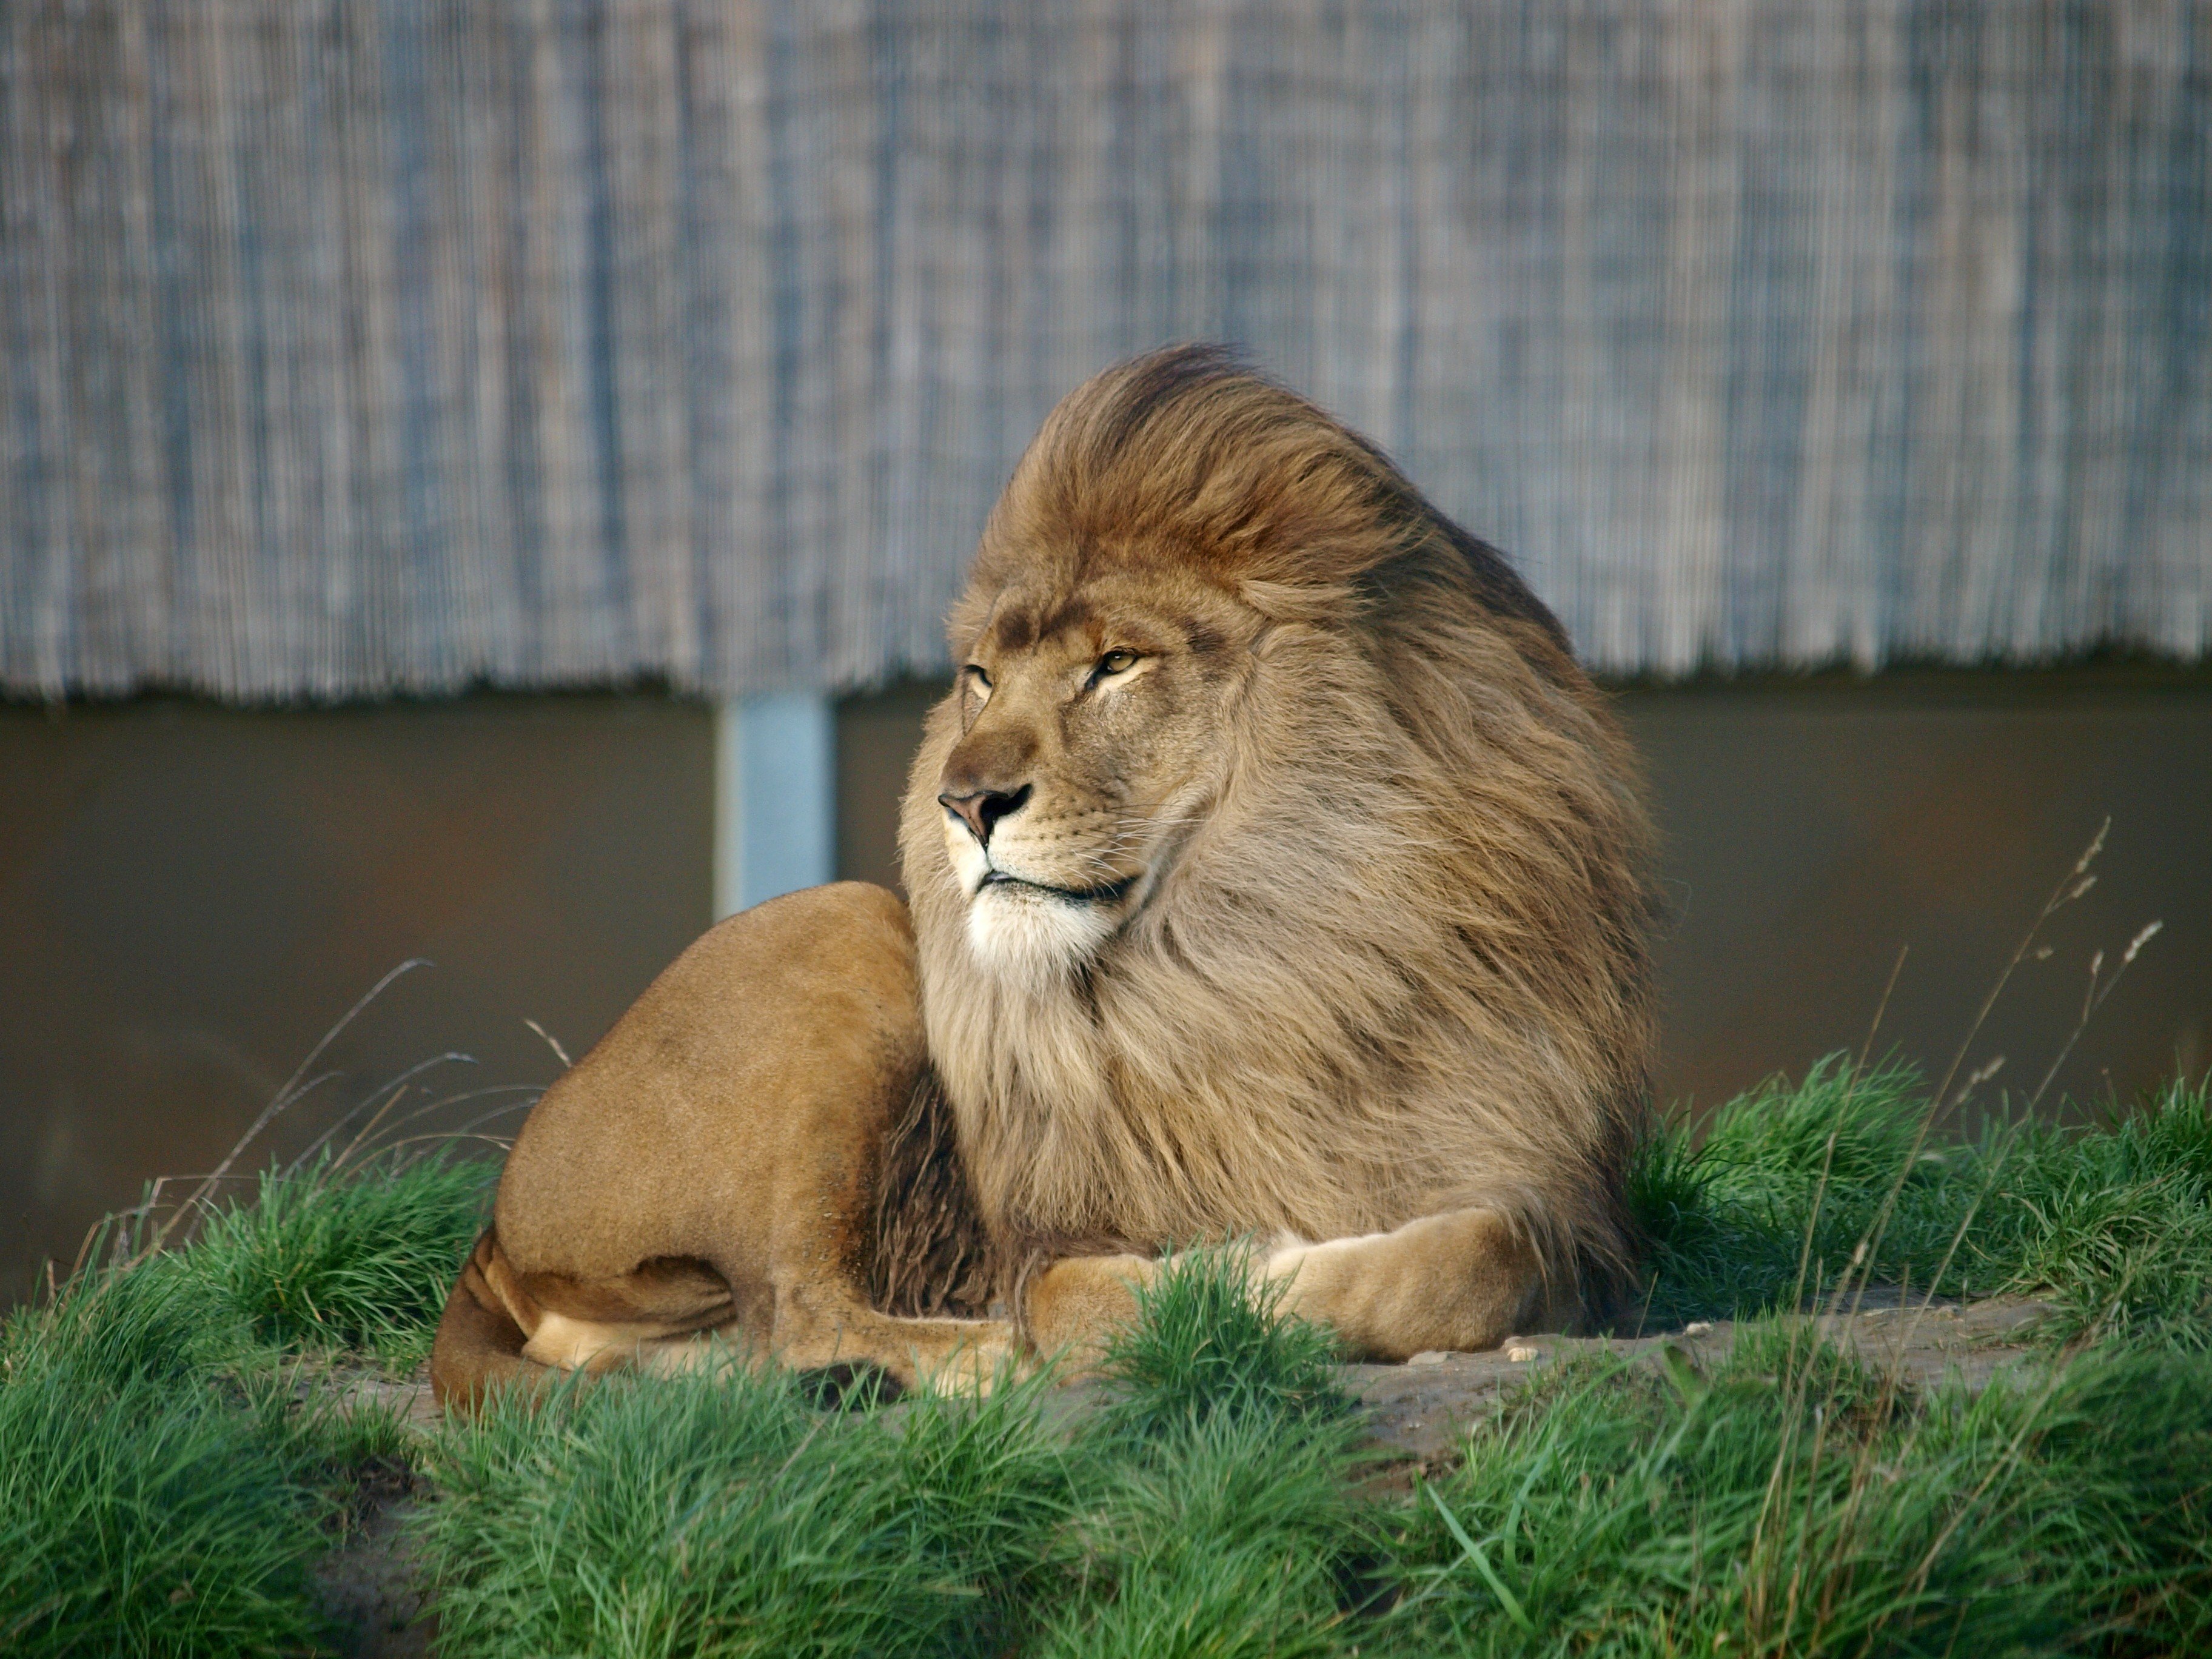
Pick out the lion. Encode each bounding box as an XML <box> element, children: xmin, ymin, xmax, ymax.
<box><xmin>430</xmin><ymin>344</ymin><xmax>1654</xmax><ymax>1409</ymax></box>
<box><xmin>907</xmin><ymin>345</ymin><xmax>1656</xmax><ymax>1360</ymax></box>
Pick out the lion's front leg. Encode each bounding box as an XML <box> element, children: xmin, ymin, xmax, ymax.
<box><xmin>1022</xmin><ymin>1209</ymin><xmax>1553</xmax><ymax>1370</ymax></box>
<box><xmin>1021</xmin><ymin>1253</ymin><xmax>1160</xmax><ymax>1370</ymax></box>
<box><xmin>1262</xmin><ymin>1208</ymin><xmax>1550</xmax><ymax>1361</ymax></box>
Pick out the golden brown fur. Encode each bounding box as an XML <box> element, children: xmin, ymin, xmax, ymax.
<box><xmin>428</xmin><ymin>883</ymin><xmax>1010</xmax><ymax>1411</ymax></box>
<box><xmin>902</xmin><ymin>345</ymin><xmax>1657</xmax><ymax>1353</ymax></box>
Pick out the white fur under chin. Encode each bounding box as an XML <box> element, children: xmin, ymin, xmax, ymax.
<box><xmin>942</xmin><ymin>814</ymin><xmax>1121</xmax><ymax>985</ymax></box>
<box><xmin>965</xmin><ymin>884</ymin><xmax>1117</xmax><ymax>987</ymax></box>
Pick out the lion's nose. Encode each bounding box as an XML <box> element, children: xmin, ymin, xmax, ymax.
<box><xmin>938</xmin><ymin>784</ymin><xmax>1030</xmax><ymax>847</ymax></box>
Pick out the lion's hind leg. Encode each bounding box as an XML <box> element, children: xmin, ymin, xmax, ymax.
<box><xmin>767</xmin><ymin>1284</ymin><xmax>1017</xmax><ymax>1396</ymax></box>
<box><xmin>433</xmin><ymin>1224</ymin><xmax>1017</xmax><ymax>1405</ymax></box>
<box><xmin>514</xmin><ymin>1250</ymin><xmax>737</xmax><ymax>1373</ymax></box>
<box><xmin>430</xmin><ymin>1228</ymin><xmax>555</xmax><ymax>1412</ymax></box>
<box><xmin>430</xmin><ymin>1227</ymin><xmax>746</xmax><ymax>1412</ymax></box>
<box><xmin>553</xmin><ymin>1289</ymin><xmax>1017</xmax><ymax>1397</ymax></box>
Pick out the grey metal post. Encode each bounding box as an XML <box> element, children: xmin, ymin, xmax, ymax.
<box><xmin>714</xmin><ymin>695</ymin><xmax>834</xmax><ymax>919</ymax></box>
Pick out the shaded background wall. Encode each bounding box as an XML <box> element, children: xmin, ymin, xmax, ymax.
<box><xmin>0</xmin><ymin>696</ymin><xmax>713</xmax><ymax>1299</ymax></box>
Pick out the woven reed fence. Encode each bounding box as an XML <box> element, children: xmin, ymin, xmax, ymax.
<box><xmin>2</xmin><ymin>2</ymin><xmax>2207</xmax><ymax>699</ymax></box>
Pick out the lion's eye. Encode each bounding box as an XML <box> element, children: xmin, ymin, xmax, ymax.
<box><xmin>1097</xmin><ymin>649</ymin><xmax>1139</xmax><ymax>676</ymax></box>
<box><xmin>965</xmin><ymin>663</ymin><xmax>992</xmax><ymax>690</ymax></box>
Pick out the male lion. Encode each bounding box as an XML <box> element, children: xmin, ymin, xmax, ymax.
<box><xmin>910</xmin><ymin>346</ymin><xmax>1655</xmax><ymax>1360</ymax></box>
<box><xmin>431</xmin><ymin>346</ymin><xmax>1654</xmax><ymax>1408</ymax></box>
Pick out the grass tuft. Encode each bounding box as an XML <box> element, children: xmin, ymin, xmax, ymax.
<box><xmin>1632</xmin><ymin>1055</ymin><xmax>1949</xmax><ymax>1326</ymax></box>
<box><xmin>1966</xmin><ymin>1076</ymin><xmax>2212</xmax><ymax>1349</ymax></box>
<box><xmin>187</xmin><ymin>1153</ymin><xmax>492</xmax><ymax>1370</ymax></box>
<box><xmin>0</xmin><ymin>1155</ymin><xmax>489</xmax><ymax>1654</ymax></box>
<box><xmin>4</xmin><ymin>1248</ymin><xmax>253</xmax><ymax>1386</ymax></box>
<box><xmin>418</xmin><ymin>1354</ymin><xmax>1071</xmax><ymax>1659</ymax></box>
<box><xmin>0</xmin><ymin>1266</ymin><xmax>337</xmax><ymax>1657</ymax></box>
<box><xmin>1037</xmin><ymin>1410</ymin><xmax>1362</xmax><ymax>1659</ymax></box>
<box><xmin>1097</xmin><ymin>1247</ymin><xmax>1349</xmax><ymax>1438</ymax></box>
<box><xmin>1634</xmin><ymin>1060</ymin><xmax>2212</xmax><ymax>1349</ymax></box>
<box><xmin>1042</xmin><ymin>1249</ymin><xmax>1372</xmax><ymax>1658</ymax></box>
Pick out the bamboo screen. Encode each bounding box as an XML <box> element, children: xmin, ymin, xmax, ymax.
<box><xmin>3</xmin><ymin>2</ymin><xmax>2207</xmax><ymax>699</ymax></box>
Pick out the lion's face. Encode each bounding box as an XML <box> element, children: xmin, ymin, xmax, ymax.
<box><xmin>931</xmin><ymin>564</ymin><xmax>1255</xmax><ymax>982</ymax></box>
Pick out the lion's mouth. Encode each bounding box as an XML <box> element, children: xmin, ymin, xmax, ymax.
<box><xmin>977</xmin><ymin>869</ymin><xmax>1138</xmax><ymax>906</ymax></box>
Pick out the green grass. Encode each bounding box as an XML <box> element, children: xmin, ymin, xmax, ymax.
<box><xmin>415</xmin><ymin>1252</ymin><xmax>1369</xmax><ymax>1659</ymax></box>
<box><xmin>1960</xmin><ymin>1080</ymin><xmax>2212</xmax><ymax>1348</ymax></box>
<box><xmin>1033</xmin><ymin>1254</ymin><xmax>1371</xmax><ymax>1659</ymax></box>
<box><xmin>0</xmin><ymin>1261</ymin><xmax>344</xmax><ymax>1656</ymax></box>
<box><xmin>1635</xmin><ymin>1059</ymin><xmax>2212</xmax><ymax>1348</ymax></box>
<box><xmin>5</xmin><ymin>1069</ymin><xmax>2211</xmax><ymax>1654</ymax></box>
<box><xmin>186</xmin><ymin>1151</ymin><xmax>494</xmax><ymax>1371</ymax></box>
<box><xmin>1094</xmin><ymin>1244</ymin><xmax>1350</xmax><ymax>1437</ymax></box>
<box><xmin>421</xmin><ymin>1357</ymin><xmax>1070</xmax><ymax>1658</ymax></box>
<box><xmin>1375</xmin><ymin>1330</ymin><xmax>2212</xmax><ymax>1656</ymax></box>
<box><xmin>0</xmin><ymin>1155</ymin><xmax>489</xmax><ymax>1655</ymax></box>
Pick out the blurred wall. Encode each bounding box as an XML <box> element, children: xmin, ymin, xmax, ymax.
<box><xmin>6</xmin><ymin>671</ymin><xmax>2207</xmax><ymax>1299</ymax></box>
<box><xmin>0</xmin><ymin>695</ymin><xmax>711</xmax><ymax>1302</ymax></box>
<box><xmin>1624</xmin><ymin>669</ymin><xmax>2207</xmax><ymax>1116</ymax></box>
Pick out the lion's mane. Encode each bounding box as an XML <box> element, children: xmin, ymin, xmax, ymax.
<box><xmin>896</xmin><ymin>346</ymin><xmax>1658</xmax><ymax>1320</ymax></box>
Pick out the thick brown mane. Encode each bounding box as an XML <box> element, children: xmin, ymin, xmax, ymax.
<box><xmin>1005</xmin><ymin>344</ymin><xmax>1575</xmax><ymax>657</ymax></box>
<box><xmin>897</xmin><ymin>344</ymin><xmax>1658</xmax><ymax>1322</ymax></box>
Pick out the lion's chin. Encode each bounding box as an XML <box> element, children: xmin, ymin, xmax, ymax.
<box><xmin>964</xmin><ymin>883</ymin><xmax>1119</xmax><ymax>987</ymax></box>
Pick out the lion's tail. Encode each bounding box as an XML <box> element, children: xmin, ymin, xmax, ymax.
<box><xmin>429</xmin><ymin>1228</ymin><xmax>552</xmax><ymax>1415</ymax></box>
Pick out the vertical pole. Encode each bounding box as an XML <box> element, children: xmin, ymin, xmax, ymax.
<box><xmin>714</xmin><ymin>694</ymin><xmax>835</xmax><ymax>919</ymax></box>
